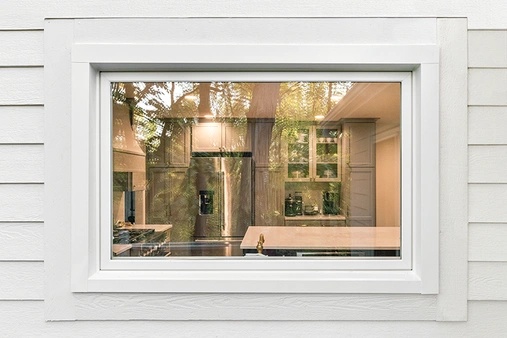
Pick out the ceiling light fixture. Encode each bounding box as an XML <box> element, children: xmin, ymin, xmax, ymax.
<box><xmin>331</xmin><ymin>94</ymin><xmax>343</xmax><ymax>102</ymax></box>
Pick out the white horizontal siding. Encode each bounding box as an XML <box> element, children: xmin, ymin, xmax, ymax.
<box><xmin>469</xmin><ymin>107</ymin><xmax>507</xmax><ymax>145</ymax></box>
<box><xmin>2</xmin><ymin>0</ymin><xmax>507</xmax><ymax>29</ymax></box>
<box><xmin>1</xmin><ymin>301</ymin><xmax>507</xmax><ymax>336</ymax></box>
<box><xmin>0</xmin><ymin>223</ymin><xmax>43</xmax><ymax>261</ymax></box>
<box><xmin>0</xmin><ymin>184</ymin><xmax>43</xmax><ymax>221</ymax></box>
<box><xmin>467</xmin><ymin>29</ymin><xmax>507</xmax><ymax>306</ymax></box>
<box><xmin>0</xmin><ymin>31</ymin><xmax>43</xmax><ymax>66</ymax></box>
<box><xmin>468</xmin><ymin>27</ymin><xmax>507</xmax><ymax>316</ymax></box>
<box><xmin>468</xmin><ymin>28</ymin><xmax>507</xmax><ymax>271</ymax></box>
<box><xmin>0</xmin><ymin>22</ymin><xmax>46</xmax><ymax>328</ymax></box>
<box><xmin>0</xmin><ymin>145</ymin><xmax>43</xmax><ymax>183</ymax></box>
<box><xmin>0</xmin><ymin>262</ymin><xmax>43</xmax><ymax>300</ymax></box>
<box><xmin>0</xmin><ymin>26</ymin><xmax>46</xmax><ymax>314</ymax></box>
<box><xmin>0</xmin><ymin>68</ymin><xmax>43</xmax><ymax>105</ymax></box>
<box><xmin>0</xmin><ymin>106</ymin><xmax>44</xmax><ymax>144</ymax></box>
<box><xmin>469</xmin><ymin>145</ymin><xmax>507</xmax><ymax>183</ymax></box>
<box><xmin>468</xmin><ymin>68</ymin><xmax>507</xmax><ymax>106</ymax></box>
<box><xmin>469</xmin><ymin>223</ymin><xmax>507</xmax><ymax>262</ymax></box>
<box><xmin>71</xmin><ymin>294</ymin><xmax>437</xmax><ymax>321</ymax></box>
<box><xmin>468</xmin><ymin>30</ymin><xmax>507</xmax><ymax>68</ymax></box>
<box><xmin>469</xmin><ymin>184</ymin><xmax>507</xmax><ymax>223</ymax></box>
<box><xmin>469</xmin><ymin>262</ymin><xmax>507</xmax><ymax>300</ymax></box>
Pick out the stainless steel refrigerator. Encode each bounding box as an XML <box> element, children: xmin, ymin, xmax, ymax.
<box><xmin>191</xmin><ymin>152</ymin><xmax>253</xmax><ymax>241</ymax></box>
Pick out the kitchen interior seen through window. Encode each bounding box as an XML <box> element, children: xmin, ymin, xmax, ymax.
<box><xmin>111</xmin><ymin>80</ymin><xmax>401</xmax><ymax>258</ymax></box>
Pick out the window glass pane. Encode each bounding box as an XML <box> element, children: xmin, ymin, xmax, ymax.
<box><xmin>110</xmin><ymin>81</ymin><xmax>401</xmax><ymax>258</ymax></box>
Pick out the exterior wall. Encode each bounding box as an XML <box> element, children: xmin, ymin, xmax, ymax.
<box><xmin>468</xmin><ymin>30</ymin><xmax>507</xmax><ymax>303</ymax></box>
<box><xmin>0</xmin><ymin>0</ymin><xmax>506</xmax><ymax>335</ymax></box>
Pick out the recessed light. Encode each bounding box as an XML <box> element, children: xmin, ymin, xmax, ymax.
<box><xmin>314</xmin><ymin>115</ymin><xmax>325</xmax><ymax>120</ymax></box>
<box><xmin>331</xmin><ymin>94</ymin><xmax>343</xmax><ymax>102</ymax></box>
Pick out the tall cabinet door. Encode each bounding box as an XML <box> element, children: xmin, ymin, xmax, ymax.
<box><xmin>165</xmin><ymin>122</ymin><xmax>191</xmax><ymax>167</ymax></box>
<box><xmin>146</xmin><ymin>168</ymin><xmax>171</xmax><ymax>224</ymax></box>
<box><xmin>254</xmin><ymin>167</ymin><xmax>284</xmax><ymax>226</ymax></box>
<box><xmin>252</xmin><ymin>120</ymin><xmax>284</xmax><ymax>226</ymax></box>
<box><xmin>347</xmin><ymin>122</ymin><xmax>376</xmax><ymax>167</ymax></box>
<box><xmin>147</xmin><ymin>168</ymin><xmax>196</xmax><ymax>241</ymax></box>
<box><xmin>342</xmin><ymin>120</ymin><xmax>376</xmax><ymax>226</ymax></box>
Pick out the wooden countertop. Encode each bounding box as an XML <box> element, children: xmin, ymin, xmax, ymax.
<box><xmin>112</xmin><ymin>244</ymin><xmax>132</xmax><ymax>255</ymax></box>
<box><xmin>240</xmin><ymin>226</ymin><xmax>400</xmax><ymax>250</ymax></box>
<box><xmin>117</xmin><ymin>223</ymin><xmax>173</xmax><ymax>232</ymax></box>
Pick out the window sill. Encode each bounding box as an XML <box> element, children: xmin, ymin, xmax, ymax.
<box><xmin>81</xmin><ymin>270</ymin><xmax>425</xmax><ymax>293</ymax></box>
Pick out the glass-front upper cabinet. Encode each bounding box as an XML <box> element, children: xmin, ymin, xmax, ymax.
<box><xmin>286</xmin><ymin>127</ymin><xmax>311</xmax><ymax>181</ymax></box>
<box><xmin>315</xmin><ymin>126</ymin><xmax>340</xmax><ymax>182</ymax></box>
<box><xmin>285</xmin><ymin>124</ymin><xmax>341</xmax><ymax>182</ymax></box>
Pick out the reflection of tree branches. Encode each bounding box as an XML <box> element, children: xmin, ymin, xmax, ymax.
<box><xmin>224</xmin><ymin>83</ymin><xmax>235</xmax><ymax>117</ymax></box>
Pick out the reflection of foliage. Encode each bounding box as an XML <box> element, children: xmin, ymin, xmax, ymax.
<box><xmin>112</xmin><ymin>81</ymin><xmax>353</xmax><ymax>156</ymax></box>
<box><xmin>111</xmin><ymin>80</ymin><xmax>353</xmax><ymax>239</ymax></box>
<box><xmin>210</xmin><ymin>82</ymin><xmax>253</xmax><ymax>118</ymax></box>
<box><xmin>112</xmin><ymin>82</ymin><xmax>165</xmax><ymax>155</ymax></box>
<box><xmin>113</xmin><ymin>81</ymin><xmax>352</xmax><ymax>123</ymax></box>
<box><xmin>278</xmin><ymin>82</ymin><xmax>326</xmax><ymax>120</ymax></box>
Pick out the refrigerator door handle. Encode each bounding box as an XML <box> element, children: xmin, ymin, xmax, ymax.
<box><xmin>219</xmin><ymin>171</ymin><xmax>225</xmax><ymax>232</ymax></box>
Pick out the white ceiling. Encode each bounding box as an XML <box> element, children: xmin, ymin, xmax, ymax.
<box><xmin>325</xmin><ymin>82</ymin><xmax>401</xmax><ymax>124</ymax></box>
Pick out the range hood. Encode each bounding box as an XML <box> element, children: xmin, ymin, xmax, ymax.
<box><xmin>112</xmin><ymin>103</ymin><xmax>146</xmax><ymax>172</ymax></box>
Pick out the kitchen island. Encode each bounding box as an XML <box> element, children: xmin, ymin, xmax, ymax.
<box><xmin>240</xmin><ymin>226</ymin><xmax>400</xmax><ymax>256</ymax></box>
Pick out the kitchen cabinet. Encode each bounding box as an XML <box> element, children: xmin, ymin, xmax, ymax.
<box><xmin>146</xmin><ymin>167</ymin><xmax>193</xmax><ymax>239</ymax></box>
<box><xmin>192</xmin><ymin>121</ymin><xmax>252</xmax><ymax>152</ymax></box>
<box><xmin>254</xmin><ymin>167</ymin><xmax>285</xmax><ymax>226</ymax></box>
<box><xmin>252</xmin><ymin>119</ymin><xmax>284</xmax><ymax>226</ymax></box>
<box><xmin>147</xmin><ymin>119</ymin><xmax>191</xmax><ymax>168</ymax></box>
<box><xmin>165</xmin><ymin>121</ymin><xmax>191</xmax><ymax>167</ymax></box>
<box><xmin>285</xmin><ymin>124</ymin><xmax>341</xmax><ymax>182</ymax></box>
<box><xmin>252</xmin><ymin>119</ymin><xmax>282</xmax><ymax>167</ymax></box>
<box><xmin>341</xmin><ymin>119</ymin><xmax>376</xmax><ymax>226</ymax></box>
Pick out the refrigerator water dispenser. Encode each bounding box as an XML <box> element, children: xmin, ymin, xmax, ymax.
<box><xmin>199</xmin><ymin>190</ymin><xmax>214</xmax><ymax>215</ymax></box>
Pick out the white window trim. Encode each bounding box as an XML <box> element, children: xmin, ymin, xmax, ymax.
<box><xmin>100</xmin><ymin>71</ymin><xmax>413</xmax><ymax>273</ymax></box>
<box><xmin>71</xmin><ymin>44</ymin><xmax>438</xmax><ymax>294</ymax></box>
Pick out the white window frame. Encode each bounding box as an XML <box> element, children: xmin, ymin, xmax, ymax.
<box><xmin>71</xmin><ymin>44</ymin><xmax>439</xmax><ymax>294</ymax></box>
<box><xmin>100</xmin><ymin>71</ymin><xmax>412</xmax><ymax>272</ymax></box>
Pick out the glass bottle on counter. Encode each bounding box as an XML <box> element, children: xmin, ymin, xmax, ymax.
<box><xmin>285</xmin><ymin>194</ymin><xmax>296</xmax><ymax>217</ymax></box>
<box><xmin>294</xmin><ymin>191</ymin><xmax>303</xmax><ymax>216</ymax></box>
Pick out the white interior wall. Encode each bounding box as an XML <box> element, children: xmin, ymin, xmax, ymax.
<box><xmin>0</xmin><ymin>1</ymin><xmax>506</xmax><ymax>335</ymax></box>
